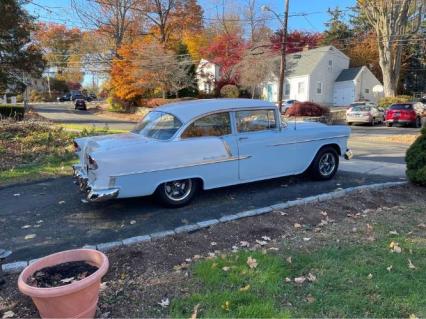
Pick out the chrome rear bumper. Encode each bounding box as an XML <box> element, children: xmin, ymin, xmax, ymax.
<box><xmin>72</xmin><ymin>165</ymin><xmax>119</xmax><ymax>202</ymax></box>
<box><xmin>344</xmin><ymin>149</ymin><xmax>353</xmax><ymax>160</ymax></box>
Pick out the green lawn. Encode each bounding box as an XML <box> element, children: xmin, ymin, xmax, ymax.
<box><xmin>0</xmin><ymin>120</ymin><xmax>121</xmax><ymax>186</ymax></box>
<box><xmin>172</xmin><ymin>213</ymin><xmax>426</xmax><ymax>318</ymax></box>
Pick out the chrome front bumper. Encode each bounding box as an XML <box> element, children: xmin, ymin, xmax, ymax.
<box><xmin>72</xmin><ymin>165</ymin><xmax>119</xmax><ymax>202</ymax></box>
<box><xmin>344</xmin><ymin>149</ymin><xmax>353</xmax><ymax>160</ymax></box>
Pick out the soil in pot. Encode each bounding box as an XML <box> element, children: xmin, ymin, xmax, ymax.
<box><xmin>26</xmin><ymin>261</ymin><xmax>98</xmax><ymax>288</ymax></box>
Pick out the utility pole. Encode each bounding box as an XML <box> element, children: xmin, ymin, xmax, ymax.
<box><xmin>277</xmin><ymin>0</ymin><xmax>290</xmax><ymax>113</ymax></box>
<box><xmin>262</xmin><ymin>1</ymin><xmax>290</xmax><ymax>113</ymax></box>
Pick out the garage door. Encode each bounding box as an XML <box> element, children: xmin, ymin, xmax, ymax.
<box><xmin>333</xmin><ymin>83</ymin><xmax>355</xmax><ymax>107</ymax></box>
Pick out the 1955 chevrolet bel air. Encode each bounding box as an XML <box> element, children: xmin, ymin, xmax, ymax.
<box><xmin>73</xmin><ymin>99</ymin><xmax>352</xmax><ymax>206</ymax></box>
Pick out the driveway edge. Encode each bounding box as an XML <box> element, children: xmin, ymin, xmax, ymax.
<box><xmin>2</xmin><ymin>181</ymin><xmax>407</xmax><ymax>274</ymax></box>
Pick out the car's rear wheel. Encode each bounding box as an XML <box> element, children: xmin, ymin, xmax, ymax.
<box><xmin>309</xmin><ymin>147</ymin><xmax>339</xmax><ymax>180</ymax></box>
<box><xmin>414</xmin><ymin>117</ymin><xmax>421</xmax><ymax>128</ymax></box>
<box><xmin>156</xmin><ymin>178</ymin><xmax>198</xmax><ymax>207</ymax></box>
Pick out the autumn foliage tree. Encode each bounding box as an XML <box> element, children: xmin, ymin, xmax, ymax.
<box><xmin>271</xmin><ymin>31</ymin><xmax>323</xmax><ymax>53</ymax></box>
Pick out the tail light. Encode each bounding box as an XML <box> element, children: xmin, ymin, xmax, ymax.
<box><xmin>88</xmin><ymin>155</ymin><xmax>98</xmax><ymax>170</ymax></box>
<box><xmin>73</xmin><ymin>141</ymin><xmax>80</xmax><ymax>152</ymax></box>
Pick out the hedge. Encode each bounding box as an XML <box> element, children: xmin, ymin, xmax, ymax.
<box><xmin>378</xmin><ymin>95</ymin><xmax>412</xmax><ymax>108</ymax></box>
<box><xmin>0</xmin><ymin>104</ymin><xmax>25</xmax><ymax>120</ymax></box>
<box><xmin>286</xmin><ymin>101</ymin><xmax>330</xmax><ymax>117</ymax></box>
<box><xmin>406</xmin><ymin>126</ymin><xmax>426</xmax><ymax>186</ymax></box>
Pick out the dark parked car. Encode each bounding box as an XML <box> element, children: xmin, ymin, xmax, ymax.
<box><xmin>74</xmin><ymin>99</ymin><xmax>87</xmax><ymax>110</ymax></box>
<box><xmin>58</xmin><ymin>93</ymin><xmax>72</xmax><ymax>102</ymax></box>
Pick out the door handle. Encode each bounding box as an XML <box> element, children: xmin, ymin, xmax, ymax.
<box><xmin>239</xmin><ymin>137</ymin><xmax>248</xmax><ymax>141</ymax></box>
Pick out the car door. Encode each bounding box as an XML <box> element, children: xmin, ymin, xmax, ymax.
<box><xmin>180</xmin><ymin>111</ymin><xmax>239</xmax><ymax>183</ymax></box>
<box><xmin>235</xmin><ymin>108</ymin><xmax>288</xmax><ymax>180</ymax></box>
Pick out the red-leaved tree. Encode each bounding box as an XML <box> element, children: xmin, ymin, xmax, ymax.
<box><xmin>271</xmin><ymin>30</ymin><xmax>324</xmax><ymax>54</ymax></box>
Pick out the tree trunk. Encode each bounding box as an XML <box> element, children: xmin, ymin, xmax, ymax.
<box><xmin>251</xmin><ymin>86</ymin><xmax>255</xmax><ymax>99</ymax></box>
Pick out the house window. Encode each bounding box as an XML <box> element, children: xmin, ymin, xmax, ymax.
<box><xmin>181</xmin><ymin>112</ymin><xmax>231</xmax><ymax>138</ymax></box>
<box><xmin>365</xmin><ymin>88</ymin><xmax>370</xmax><ymax>94</ymax></box>
<box><xmin>298</xmin><ymin>82</ymin><xmax>305</xmax><ymax>95</ymax></box>
<box><xmin>316</xmin><ymin>82</ymin><xmax>322</xmax><ymax>94</ymax></box>
<box><xmin>285</xmin><ymin>82</ymin><xmax>290</xmax><ymax>96</ymax></box>
<box><xmin>328</xmin><ymin>60</ymin><xmax>333</xmax><ymax>71</ymax></box>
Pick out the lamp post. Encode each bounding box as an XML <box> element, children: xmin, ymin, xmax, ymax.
<box><xmin>262</xmin><ymin>1</ymin><xmax>290</xmax><ymax>113</ymax></box>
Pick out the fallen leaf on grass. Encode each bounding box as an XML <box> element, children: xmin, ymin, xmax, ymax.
<box><xmin>21</xmin><ymin>225</ymin><xmax>31</xmax><ymax>229</ymax></box>
<box><xmin>2</xmin><ymin>311</ymin><xmax>15</xmax><ymax>318</ymax></box>
<box><xmin>386</xmin><ymin>265</ymin><xmax>393</xmax><ymax>272</ymax></box>
<box><xmin>286</xmin><ymin>256</ymin><xmax>292</xmax><ymax>264</ymax></box>
<box><xmin>239</xmin><ymin>284</ymin><xmax>251</xmax><ymax>292</ymax></box>
<box><xmin>222</xmin><ymin>266</ymin><xmax>230</xmax><ymax>272</ymax></box>
<box><xmin>294</xmin><ymin>276</ymin><xmax>306</xmax><ymax>284</ymax></box>
<box><xmin>261</xmin><ymin>236</ymin><xmax>271</xmax><ymax>241</ymax></box>
<box><xmin>221</xmin><ymin>301</ymin><xmax>230</xmax><ymax>311</ymax></box>
<box><xmin>417</xmin><ymin>223</ymin><xmax>426</xmax><ymax>229</ymax></box>
<box><xmin>366</xmin><ymin>224</ymin><xmax>373</xmax><ymax>232</ymax></box>
<box><xmin>280</xmin><ymin>212</ymin><xmax>288</xmax><ymax>216</ymax></box>
<box><xmin>303</xmin><ymin>237</ymin><xmax>311</xmax><ymax>241</ymax></box>
<box><xmin>268</xmin><ymin>247</ymin><xmax>279</xmax><ymax>251</ymax></box>
<box><xmin>409</xmin><ymin>314</ymin><xmax>418</xmax><ymax>319</ymax></box>
<box><xmin>58</xmin><ymin>200</ymin><xmax>65</xmax><ymax>205</ymax></box>
<box><xmin>99</xmin><ymin>282</ymin><xmax>108</xmax><ymax>292</ymax></box>
<box><xmin>320</xmin><ymin>211</ymin><xmax>327</xmax><ymax>217</ymax></box>
<box><xmin>389</xmin><ymin>230</ymin><xmax>399</xmax><ymax>235</ymax></box>
<box><xmin>408</xmin><ymin>259</ymin><xmax>416</xmax><ymax>270</ymax></box>
<box><xmin>158</xmin><ymin>298</ymin><xmax>170</xmax><ymax>308</ymax></box>
<box><xmin>285</xmin><ymin>277</ymin><xmax>292</xmax><ymax>283</ymax></box>
<box><xmin>294</xmin><ymin>223</ymin><xmax>302</xmax><ymax>229</ymax></box>
<box><xmin>24</xmin><ymin>234</ymin><xmax>36</xmax><ymax>240</ymax></box>
<box><xmin>81</xmin><ymin>199</ymin><xmax>88</xmax><ymax>204</ymax></box>
<box><xmin>389</xmin><ymin>241</ymin><xmax>402</xmax><ymax>253</ymax></box>
<box><xmin>210</xmin><ymin>242</ymin><xmax>217</xmax><ymax>246</ymax></box>
<box><xmin>367</xmin><ymin>273</ymin><xmax>373</xmax><ymax>279</ymax></box>
<box><xmin>305</xmin><ymin>294</ymin><xmax>316</xmax><ymax>303</ymax></box>
<box><xmin>13</xmin><ymin>193</ymin><xmax>21</xmax><ymax>197</ymax></box>
<box><xmin>190</xmin><ymin>304</ymin><xmax>200</xmax><ymax>319</ymax></box>
<box><xmin>307</xmin><ymin>273</ymin><xmax>317</xmax><ymax>282</ymax></box>
<box><xmin>247</xmin><ymin>256</ymin><xmax>257</xmax><ymax>269</ymax></box>
<box><xmin>130</xmin><ymin>220</ymin><xmax>136</xmax><ymax>225</ymax></box>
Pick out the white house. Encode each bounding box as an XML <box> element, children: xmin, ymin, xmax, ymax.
<box><xmin>262</xmin><ymin>46</ymin><xmax>383</xmax><ymax>106</ymax></box>
<box><xmin>196</xmin><ymin>59</ymin><xmax>221</xmax><ymax>94</ymax></box>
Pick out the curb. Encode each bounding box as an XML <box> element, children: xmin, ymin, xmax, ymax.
<box><xmin>2</xmin><ymin>181</ymin><xmax>407</xmax><ymax>274</ymax></box>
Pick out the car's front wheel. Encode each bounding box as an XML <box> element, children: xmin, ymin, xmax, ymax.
<box><xmin>309</xmin><ymin>147</ymin><xmax>339</xmax><ymax>180</ymax></box>
<box><xmin>156</xmin><ymin>178</ymin><xmax>198</xmax><ymax>207</ymax></box>
<box><xmin>414</xmin><ymin>117</ymin><xmax>422</xmax><ymax>128</ymax></box>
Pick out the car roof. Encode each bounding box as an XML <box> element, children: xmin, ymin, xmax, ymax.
<box><xmin>157</xmin><ymin>98</ymin><xmax>277</xmax><ymax>123</ymax></box>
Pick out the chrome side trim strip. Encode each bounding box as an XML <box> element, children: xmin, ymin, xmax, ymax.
<box><xmin>269</xmin><ymin>135</ymin><xmax>349</xmax><ymax>147</ymax></box>
<box><xmin>111</xmin><ymin>155</ymin><xmax>251</xmax><ymax>178</ymax></box>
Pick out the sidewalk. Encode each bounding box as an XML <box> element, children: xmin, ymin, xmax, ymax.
<box><xmin>341</xmin><ymin>158</ymin><xmax>406</xmax><ymax>178</ymax></box>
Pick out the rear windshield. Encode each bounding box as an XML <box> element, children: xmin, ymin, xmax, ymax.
<box><xmin>350</xmin><ymin>105</ymin><xmax>370</xmax><ymax>112</ymax></box>
<box><xmin>389</xmin><ymin>104</ymin><xmax>413</xmax><ymax>110</ymax></box>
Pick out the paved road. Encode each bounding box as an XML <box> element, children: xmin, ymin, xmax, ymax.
<box><xmin>0</xmin><ymin>171</ymin><xmax>399</xmax><ymax>262</ymax></box>
<box><xmin>31</xmin><ymin>102</ymin><xmax>136</xmax><ymax>131</ymax></box>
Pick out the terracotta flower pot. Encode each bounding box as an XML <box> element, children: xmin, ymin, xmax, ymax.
<box><xmin>18</xmin><ymin>249</ymin><xmax>109</xmax><ymax>319</ymax></box>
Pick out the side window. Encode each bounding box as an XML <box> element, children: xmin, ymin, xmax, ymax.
<box><xmin>236</xmin><ymin>109</ymin><xmax>276</xmax><ymax>133</ymax></box>
<box><xmin>181</xmin><ymin>112</ymin><xmax>231</xmax><ymax>138</ymax></box>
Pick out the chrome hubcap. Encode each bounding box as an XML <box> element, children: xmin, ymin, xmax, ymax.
<box><xmin>164</xmin><ymin>179</ymin><xmax>192</xmax><ymax>201</ymax></box>
<box><xmin>319</xmin><ymin>153</ymin><xmax>336</xmax><ymax>176</ymax></box>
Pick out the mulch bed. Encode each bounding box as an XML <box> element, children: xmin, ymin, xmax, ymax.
<box><xmin>1</xmin><ymin>184</ymin><xmax>425</xmax><ymax>318</ymax></box>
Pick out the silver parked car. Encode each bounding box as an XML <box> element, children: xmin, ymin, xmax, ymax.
<box><xmin>346</xmin><ymin>102</ymin><xmax>385</xmax><ymax>126</ymax></box>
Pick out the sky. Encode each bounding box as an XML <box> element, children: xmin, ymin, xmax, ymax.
<box><xmin>26</xmin><ymin>0</ymin><xmax>356</xmax><ymax>33</ymax></box>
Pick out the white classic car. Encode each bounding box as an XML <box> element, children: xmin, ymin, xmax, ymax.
<box><xmin>73</xmin><ymin>99</ymin><xmax>352</xmax><ymax>206</ymax></box>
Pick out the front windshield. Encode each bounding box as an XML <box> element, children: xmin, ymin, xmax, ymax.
<box><xmin>132</xmin><ymin>111</ymin><xmax>182</xmax><ymax>140</ymax></box>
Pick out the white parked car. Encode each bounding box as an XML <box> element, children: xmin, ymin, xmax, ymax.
<box><xmin>73</xmin><ymin>99</ymin><xmax>352</xmax><ymax>206</ymax></box>
<box><xmin>346</xmin><ymin>101</ymin><xmax>385</xmax><ymax>126</ymax></box>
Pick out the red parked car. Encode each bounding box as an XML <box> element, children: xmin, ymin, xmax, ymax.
<box><xmin>385</xmin><ymin>102</ymin><xmax>424</xmax><ymax>128</ymax></box>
